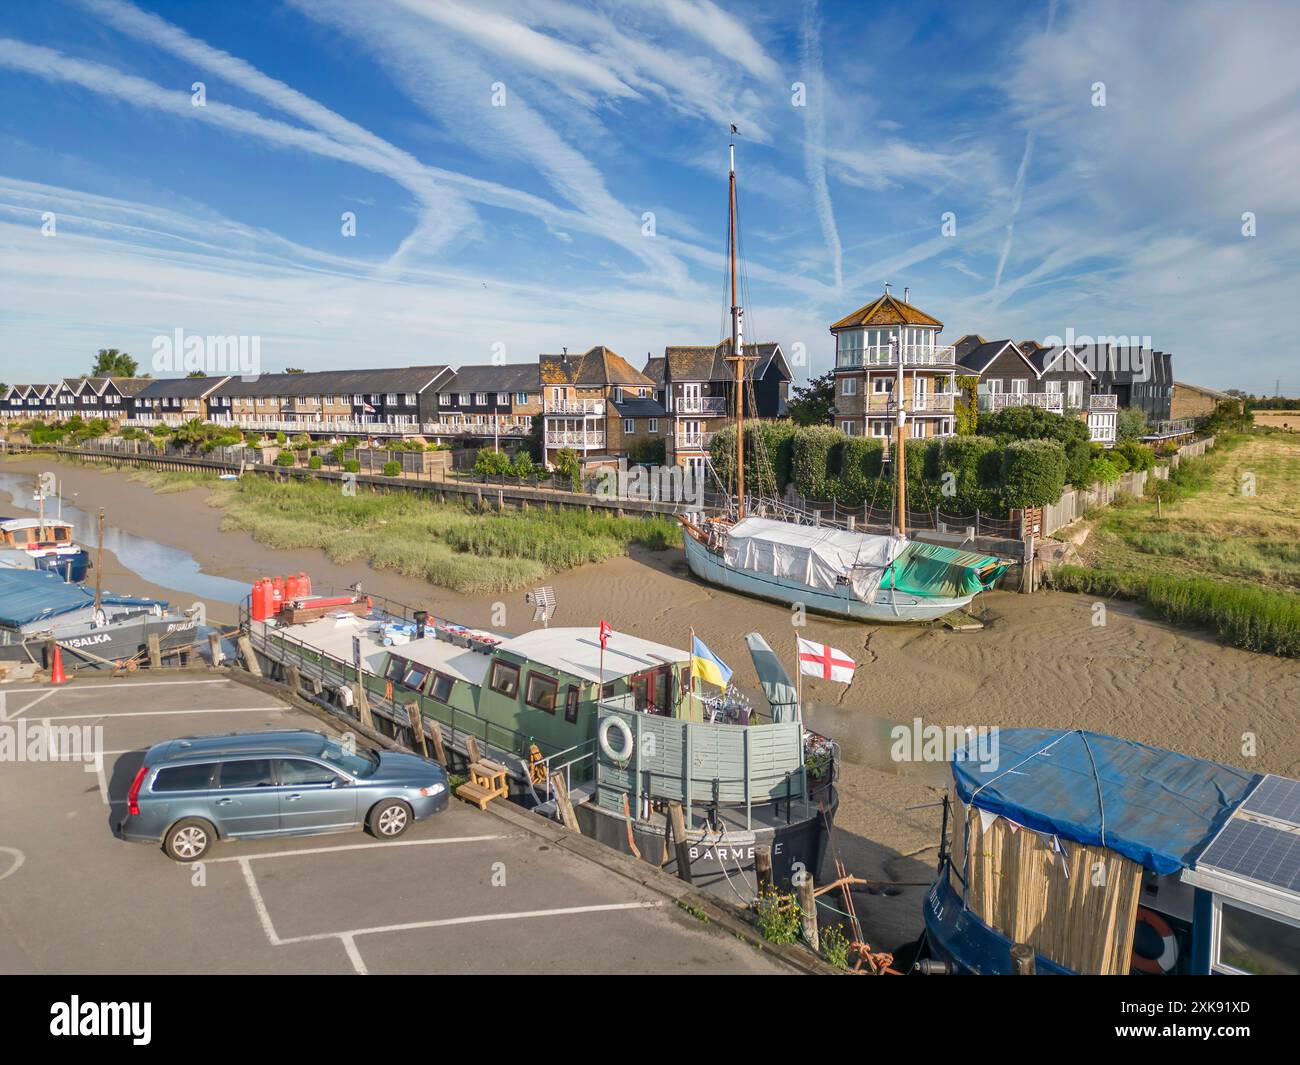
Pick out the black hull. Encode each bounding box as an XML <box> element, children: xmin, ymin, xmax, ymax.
<box><xmin>0</xmin><ymin>617</ymin><xmax>198</xmax><ymax>667</ymax></box>
<box><xmin>575</xmin><ymin>785</ymin><xmax>838</xmax><ymax>893</ymax></box>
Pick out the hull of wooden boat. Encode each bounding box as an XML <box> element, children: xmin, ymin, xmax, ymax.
<box><xmin>682</xmin><ymin>530</ymin><xmax>975</xmax><ymax>623</ymax></box>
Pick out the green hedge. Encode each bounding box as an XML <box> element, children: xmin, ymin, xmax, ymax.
<box><xmin>1112</xmin><ymin>441</ymin><xmax>1156</xmax><ymax>472</ymax></box>
<box><xmin>935</xmin><ymin>435</ymin><xmax>1003</xmax><ymax>513</ymax></box>
<box><xmin>979</xmin><ymin>407</ymin><xmax>1091</xmax><ymax>487</ymax></box>
<box><xmin>1000</xmin><ymin>439</ymin><xmax>1067</xmax><ymax>507</ymax></box>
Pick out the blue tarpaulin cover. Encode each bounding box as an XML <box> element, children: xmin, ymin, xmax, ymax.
<box><xmin>0</xmin><ymin>568</ymin><xmax>166</xmax><ymax>628</ymax></box>
<box><xmin>951</xmin><ymin>728</ymin><xmax>1258</xmax><ymax>875</ymax></box>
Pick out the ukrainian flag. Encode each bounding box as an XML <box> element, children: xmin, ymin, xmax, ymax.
<box><xmin>691</xmin><ymin>636</ymin><xmax>733</xmax><ymax>690</ymax></box>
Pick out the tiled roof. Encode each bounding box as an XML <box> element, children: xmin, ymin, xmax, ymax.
<box><xmin>830</xmin><ymin>291</ymin><xmax>943</xmax><ymax>330</ymax></box>
<box><xmin>663</xmin><ymin>340</ymin><xmax>784</xmax><ymax>382</ymax></box>
<box><xmin>135</xmin><ymin>376</ymin><xmax>232</xmax><ymax>399</ymax></box>
<box><xmin>214</xmin><ymin>366</ymin><xmax>451</xmax><ymax>398</ymax></box>
<box><xmin>439</xmin><ymin>363</ymin><xmax>540</xmax><ymax>393</ymax></box>
<box><xmin>612</xmin><ymin>397</ymin><xmax>667</xmax><ymax>418</ymax></box>
<box><xmin>538</xmin><ymin>346</ymin><xmax>651</xmax><ymax>388</ymax></box>
<box><xmin>955</xmin><ymin>339</ymin><xmax>1028</xmax><ymax>375</ymax></box>
<box><xmin>642</xmin><ymin>356</ymin><xmax>665</xmax><ymax>385</ymax></box>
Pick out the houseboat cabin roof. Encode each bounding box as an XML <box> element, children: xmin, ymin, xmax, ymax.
<box><xmin>0</xmin><ymin>568</ymin><xmax>164</xmax><ymax>627</ymax></box>
<box><xmin>494</xmin><ymin>627</ymin><xmax>689</xmax><ymax>684</ymax></box>
<box><xmin>383</xmin><ymin>630</ymin><xmax>493</xmax><ymax>685</ymax></box>
<box><xmin>952</xmin><ymin>728</ymin><xmax>1258</xmax><ymax>876</ymax></box>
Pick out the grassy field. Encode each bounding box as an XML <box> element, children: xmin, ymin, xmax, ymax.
<box><xmin>211</xmin><ymin>475</ymin><xmax>680</xmax><ymax>593</ymax></box>
<box><xmin>1060</xmin><ymin>432</ymin><xmax>1300</xmax><ymax>655</ymax></box>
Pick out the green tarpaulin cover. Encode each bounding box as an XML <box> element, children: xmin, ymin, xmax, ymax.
<box><xmin>880</xmin><ymin>542</ymin><xmax>1010</xmax><ymax>598</ymax></box>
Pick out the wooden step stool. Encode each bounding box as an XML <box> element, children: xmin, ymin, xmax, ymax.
<box><xmin>456</xmin><ymin>757</ymin><xmax>510</xmax><ymax>811</ymax></box>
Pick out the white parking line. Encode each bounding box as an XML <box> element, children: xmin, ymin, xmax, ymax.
<box><xmin>0</xmin><ymin>689</ymin><xmax>57</xmax><ymax>721</ymax></box>
<box><xmin>0</xmin><ymin>680</ymin><xmax>237</xmax><ymax>695</ymax></box>
<box><xmin>36</xmin><ymin>707</ymin><xmax>288</xmax><ymax>721</ymax></box>
<box><xmin>340</xmin><ymin>935</ymin><xmax>368</xmax><ymax>975</ymax></box>
<box><xmin>209</xmin><ymin>834</ymin><xmax>514</xmax><ymax>864</ymax></box>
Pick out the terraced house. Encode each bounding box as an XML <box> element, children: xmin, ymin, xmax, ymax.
<box><xmin>539</xmin><ymin>346</ymin><xmax>661</xmax><ymax>468</ymax></box>
<box><xmin>121</xmin><ymin>375</ymin><xmax>231</xmax><ymax>427</ymax></box>
<box><xmin>830</xmin><ymin>288</ymin><xmax>958</xmax><ymax>440</ymax></box>
<box><xmin>0</xmin><ymin>377</ymin><xmax>151</xmax><ymax>422</ymax></box>
<box><xmin>653</xmin><ymin>339</ymin><xmax>791</xmax><ymax>477</ymax></box>
<box><xmin>434</xmin><ymin>363</ymin><xmax>541</xmax><ymax>445</ymax></box>
<box><xmin>207</xmin><ymin>366</ymin><xmax>453</xmax><ymax>438</ymax></box>
<box><xmin>953</xmin><ymin>336</ymin><xmax>1118</xmax><ymax>445</ymax></box>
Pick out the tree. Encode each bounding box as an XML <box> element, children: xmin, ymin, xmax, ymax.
<box><xmin>186</xmin><ymin>370</ymin><xmax>208</xmax><ymax>378</ymax></box>
<box><xmin>1116</xmin><ymin>407</ymin><xmax>1147</xmax><ymax>443</ymax></box>
<box><xmin>284</xmin><ymin>367</ymin><xmax>304</xmax><ymax>374</ymax></box>
<box><xmin>978</xmin><ymin>406</ymin><xmax>1092</xmax><ymax>487</ymax></box>
<box><xmin>786</xmin><ymin>370</ymin><xmax>836</xmax><ymax>426</ymax></box>
<box><xmin>92</xmin><ymin>348</ymin><xmax>138</xmax><ymax>377</ymax></box>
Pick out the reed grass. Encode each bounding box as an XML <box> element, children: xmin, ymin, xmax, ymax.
<box><xmin>216</xmin><ymin>475</ymin><xmax>679</xmax><ymax>593</ymax></box>
<box><xmin>1054</xmin><ymin>565</ymin><xmax>1300</xmax><ymax>657</ymax></box>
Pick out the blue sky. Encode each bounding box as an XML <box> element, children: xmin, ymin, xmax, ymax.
<box><xmin>1</xmin><ymin>0</ymin><xmax>1297</xmax><ymax>393</ymax></box>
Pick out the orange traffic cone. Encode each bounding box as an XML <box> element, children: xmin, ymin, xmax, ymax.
<box><xmin>49</xmin><ymin>643</ymin><xmax>67</xmax><ymax>686</ymax></box>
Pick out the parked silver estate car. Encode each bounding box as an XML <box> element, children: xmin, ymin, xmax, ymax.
<box><xmin>119</xmin><ymin>729</ymin><xmax>449</xmax><ymax>861</ymax></box>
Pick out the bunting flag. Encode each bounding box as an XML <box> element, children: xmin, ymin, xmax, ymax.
<box><xmin>797</xmin><ymin>637</ymin><xmax>855</xmax><ymax>684</ymax></box>
<box><xmin>691</xmin><ymin>636</ymin><xmax>733</xmax><ymax>690</ymax></box>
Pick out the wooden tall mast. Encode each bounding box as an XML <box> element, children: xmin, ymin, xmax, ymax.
<box><xmin>894</xmin><ymin>335</ymin><xmax>907</xmax><ymax>537</ymax></box>
<box><xmin>724</xmin><ymin>137</ymin><xmax>755</xmax><ymax>519</ymax></box>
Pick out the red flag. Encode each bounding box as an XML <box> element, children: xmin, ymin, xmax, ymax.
<box><xmin>598</xmin><ymin>619</ymin><xmax>612</xmax><ymax>649</ymax></box>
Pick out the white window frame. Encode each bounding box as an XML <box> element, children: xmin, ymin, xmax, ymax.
<box><xmin>624</xmin><ymin>418</ymin><xmax>635</xmax><ymax>434</ymax></box>
<box><xmin>475</xmin><ymin>393</ymin><xmax>488</xmax><ymax>406</ymax></box>
<box><xmin>841</xmin><ymin>377</ymin><xmax>857</xmax><ymax>396</ymax></box>
<box><xmin>873</xmin><ymin>377</ymin><xmax>893</xmax><ymax>394</ymax></box>
<box><xmin>648</xmin><ymin>419</ymin><xmax>658</xmax><ymax>433</ymax></box>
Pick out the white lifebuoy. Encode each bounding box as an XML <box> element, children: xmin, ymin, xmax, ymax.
<box><xmin>598</xmin><ymin>716</ymin><xmax>634</xmax><ymax>762</ymax></box>
<box><xmin>1131</xmin><ymin>906</ymin><xmax>1179</xmax><ymax>974</ymax></box>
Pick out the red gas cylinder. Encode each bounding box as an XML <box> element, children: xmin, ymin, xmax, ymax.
<box><xmin>271</xmin><ymin>576</ymin><xmax>285</xmax><ymax>614</ymax></box>
<box><xmin>295</xmin><ymin>572</ymin><xmax>311</xmax><ymax>599</ymax></box>
<box><xmin>283</xmin><ymin>573</ymin><xmax>300</xmax><ymax>601</ymax></box>
<box><xmin>250</xmin><ymin>579</ymin><xmax>268</xmax><ymax>621</ymax></box>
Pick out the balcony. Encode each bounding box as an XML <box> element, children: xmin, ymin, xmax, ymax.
<box><xmin>1089</xmin><ymin>394</ymin><xmax>1118</xmax><ymax>410</ymax></box>
<box><xmin>980</xmin><ymin>393</ymin><xmax>1065</xmax><ymax>414</ymax></box>
<box><xmin>545</xmin><ymin>431</ymin><xmax>606</xmax><ymax>450</ymax></box>
<box><xmin>544</xmin><ymin>398</ymin><xmax>604</xmax><ymax>415</ymax></box>
<box><xmin>675</xmin><ymin>396</ymin><xmax>727</xmax><ymax>415</ymax></box>
<box><xmin>836</xmin><ymin>344</ymin><xmax>959</xmax><ymax>369</ymax></box>
<box><xmin>863</xmin><ymin>393</ymin><xmax>955</xmax><ymax>414</ymax></box>
<box><xmin>675</xmin><ymin>431</ymin><xmax>715</xmax><ymax>451</ymax></box>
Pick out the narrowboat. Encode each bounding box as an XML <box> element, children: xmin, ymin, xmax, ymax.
<box><xmin>243</xmin><ymin>585</ymin><xmax>837</xmax><ymax>890</ymax></box>
<box><xmin>921</xmin><ymin>727</ymin><xmax>1299</xmax><ymax>975</ymax></box>
<box><xmin>0</xmin><ymin>567</ymin><xmax>199</xmax><ymax>667</ymax></box>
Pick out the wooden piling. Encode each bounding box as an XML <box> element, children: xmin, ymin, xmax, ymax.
<box><xmin>404</xmin><ymin>702</ymin><xmax>428</xmax><ymax>758</ymax></box>
<box><xmin>426</xmin><ymin>719</ymin><xmax>448</xmax><ymax>768</ymax></box>
<box><xmin>667</xmin><ymin>801</ymin><xmax>693</xmax><ymax>884</ymax></box>
<box><xmin>755</xmin><ymin>843</ymin><xmax>773</xmax><ymax>894</ymax></box>
<box><xmin>146</xmin><ymin>633</ymin><xmax>162</xmax><ymax>670</ymax></box>
<box><xmin>207</xmin><ymin>631</ymin><xmax>224</xmax><ymax>668</ymax></box>
<box><xmin>236</xmin><ymin>635</ymin><xmax>262</xmax><ymax>676</ymax></box>
<box><xmin>797</xmin><ymin>875</ymin><xmax>819</xmax><ymax>952</ymax></box>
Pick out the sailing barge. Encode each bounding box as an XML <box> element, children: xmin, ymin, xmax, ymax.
<box><xmin>923</xmin><ymin>728</ymin><xmax>1300</xmax><ymax>975</ymax></box>
<box><xmin>678</xmin><ymin>138</ymin><xmax>1009</xmax><ymax>622</ymax></box>
<box><xmin>242</xmin><ymin>584</ymin><xmax>837</xmax><ymax>888</ymax></box>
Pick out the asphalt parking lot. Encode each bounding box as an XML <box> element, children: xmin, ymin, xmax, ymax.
<box><xmin>0</xmin><ymin>675</ymin><xmax>792</xmax><ymax>974</ymax></box>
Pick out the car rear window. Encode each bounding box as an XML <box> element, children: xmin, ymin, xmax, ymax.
<box><xmin>152</xmin><ymin>762</ymin><xmax>218</xmax><ymax>792</ymax></box>
<box><xmin>217</xmin><ymin>759</ymin><xmax>276</xmax><ymax>788</ymax></box>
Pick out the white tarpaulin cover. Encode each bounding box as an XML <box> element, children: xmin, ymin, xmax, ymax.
<box><xmin>723</xmin><ymin>517</ymin><xmax>906</xmax><ymax>600</ymax></box>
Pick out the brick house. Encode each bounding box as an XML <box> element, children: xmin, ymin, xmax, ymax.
<box><xmin>539</xmin><ymin>346</ymin><xmax>659</xmax><ymax>468</ymax></box>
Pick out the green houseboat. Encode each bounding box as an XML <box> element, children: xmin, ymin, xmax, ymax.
<box><xmin>243</xmin><ymin>588</ymin><xmax>837</xmax><ymax>889</ymax></box>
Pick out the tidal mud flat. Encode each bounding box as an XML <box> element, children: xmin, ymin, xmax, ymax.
<box><xmin>5</xmin><ymin>457</ymin><xmax>1298</xmax><ymax>951</ymax></box>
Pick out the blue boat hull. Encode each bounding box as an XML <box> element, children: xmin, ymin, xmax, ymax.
<box><xmin>682</xmin><ymin>531</ymin><xmax>975</xmax><ymax>623</ymax></box>
<box><xmin>34</xmin><ymin>550</ymin><xmax>90</xmax><ymax>583</ymax></box>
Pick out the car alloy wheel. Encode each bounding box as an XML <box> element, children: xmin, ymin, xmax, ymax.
<box><xmin>377</xmin><ymin>803</ymin><xmax>408</xmax><ymax>836</ymax></box>
<box><xmin>171</xmin><ymin>825</ymin><xmax>207</xmax><ymax>859</ymax></box>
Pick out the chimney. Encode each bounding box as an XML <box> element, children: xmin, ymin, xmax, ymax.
<box><xmin>884</xmin><ymin>282</ymin><xmax>892</xmax><ymax>296</ymax></box>
<box><xmin>904</xmin><ymin>287</ymin><xmax>910</xmax><ymax>304</ymax></box>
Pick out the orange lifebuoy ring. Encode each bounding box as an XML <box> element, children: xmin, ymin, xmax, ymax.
<box><xmin>1131</xmin><ymin>906</ymin><xmax>1178</xmax><ymax>974</ymax></box>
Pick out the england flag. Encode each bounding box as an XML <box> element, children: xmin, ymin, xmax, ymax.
<box><xmin>797</xmin><ymin>637</ymin><xmax>855</xmax><ymax>684</ymax></box>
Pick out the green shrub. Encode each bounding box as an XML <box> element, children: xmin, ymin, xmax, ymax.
<box><xmin>382</xmin><ymin>460</ymin><xmax>402</xmax><ymax>477</ymax></box>
<box><xmin>342</xmin><ymin>458</ymin><xmax>361</xmax><ymax>474</ymax></box>
<box><xmin>1105</xmin><ymin>448</ymin><xmax>1131</xmax><ymax>474</ymax></box>
<box><xmin>709</xmin><ymin>420</ymin><xmax>794</xmax><ymax>498</ymax></box>
<box><xmin>275</xmin><ymin>432</ymin><xmax>287</xmax><ymax>444</ymax></box>
<box><xmin>274</xmin><ymin>451</ymin><xmax>295</xmax><ymax>467</ymax></box>
<box><xmin>1117</xmin><ymin>407</ymin><xmax>1147</xmax><ymax>443</ymax></box>
<box><xmin>626</xmin><ymin>437</ymin><xmax>665</xmax><ymax>467</ymax></box>
<box><xmin>553</xmin><ymin>447</ymin><xmax>581</xmax><ymax>491</ymax></box>
<box><xmin>510</xmin><ymin>452</ymin><xmax>536</xmax><ymax>479</ymax></box>
<box><xmin>791</xmin><ymin>425</ymin><xmax>840</xmax><ymax>499</ymax></box>
<box><xmin>475</xmin><ymin>448</ymin><xmax>512</xmax><ymax>476</ymax></box>
<box><xmin>1001</xmin><ymin>439</ymin><xmax>1067</xmax><ymax>508</ymax></box>
<box><xmin>1088</xmin><ymin>456</ymin><xmax>1121</xmax><ymax>484</ymax></box>
<box><xmin>935</xmin><ymin>435</ymin><xmax>1003</xmax><ymax>514</ymax></box>
<box><xmin>980</xmin><ymin>406</ymin><xmax>1091</xmax><ymax>487</ymax></box>
<box><xmin>329</xmin><ymin>446</ymin><xmax>344</xmax><ymax>465</ymax></box>
<box><xmin>1113</xmin><ymin>440</ymin><xmax>1156</xmax><ymax>472</ymax></box>
<box><xmin>308</xmin><ymin>456</ymin><xmax>323</xmax><ymax>470</ymax></box>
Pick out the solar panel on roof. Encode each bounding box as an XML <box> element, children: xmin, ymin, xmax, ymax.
<box><xmin>1198</xmin><ymin>817</ymin><xmax>1300</xmax><ymax>893</ymax></box>
<box><xmin>1242</xmin><ymin>775</ymin><xmax>1300</xmax><ymax>828</ymax></box>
